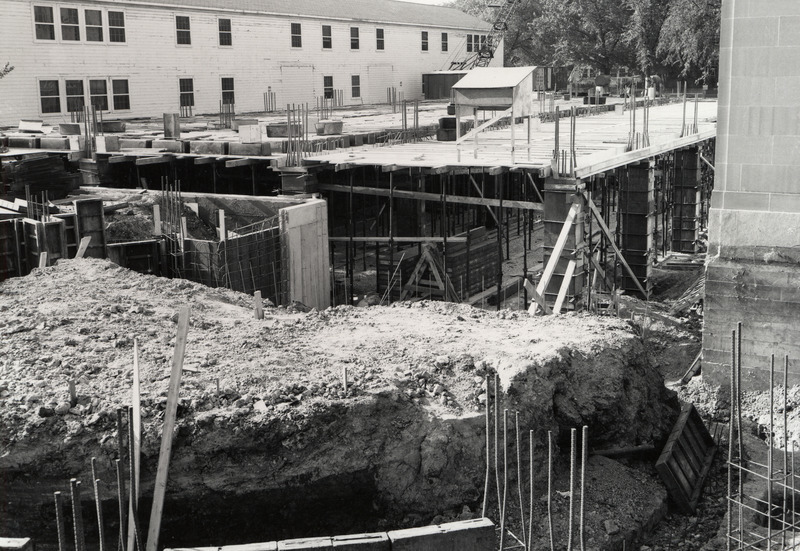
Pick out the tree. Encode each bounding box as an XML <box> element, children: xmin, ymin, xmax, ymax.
<box><xmin>531</xmin><ymin>0</ymin><xmax>636</xmax><ymax>74</ymax></box>
<box><xmin>657</xmin><ymin>0</ymin><xmax>721</xmax><ymax>85</ymax></box>
<box><xmin>0</xmin><ymin>62</ymin><xmax>13</xmax><ymax>79</ymax></box>
<box><xmin>623</xmin><ymin>0</ymin><xmax>670</xmax><ymax>76</ymax></box>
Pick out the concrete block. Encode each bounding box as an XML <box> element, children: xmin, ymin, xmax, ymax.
<box><xmin>96</xmin><ymin>135</ymin><xmax>121</xmax><ymax>153</ymax></box>
<box><xmin>779</xmin><ymin>16</ymin><xmax>800</xmax><ymax>46</ymax></box>
<box><xmin>40</xmin><ymin>137</ymin><xmax>70</xmax><ymax>150</ymax></box>
<box><xmin>769</xmin><ymin>135</ymin><xmax>800</xmax><ymax>165</ymax></box>
<box><xmin>0</xmin><ymin>538</ymin><xmax>33</xmax><ymax>551</ymax></box>
<box><xmin>8</xmin><ymin>136</ymin><xmax>38</xmax><ymax>149</ymax></box>
<box><xmin>99</xmin><ymin>121</ymin><xmax>126</xmax><ymax>133</ymax></box>
<box><xmin>58</xmin><ymin>123</ymin><xmax>81</xmax><ymax>135</ymax></box>
<box><xmin>330</xmin><ymin>533</ymin><xmax>389</xmax><ymax>550</ymax></box>
<box><xmin>720</xmin><ymin>190</ymin><xmax>770</xmax><ymax>211</ymax></box>
<box><xmin>190</xmin><ymin>141</ymin><xmax>228</xmax><ymax>155</ymax></box>
<box><xmin>277</xmin><ymin>537</ymin><xmax>332</xmax><ymax>550</ymax></box>
<box><xmin>266</xmin><ymin>123</ymin><xmax>302</xmax><ymax>138</ymax></box>
<box><xmin>232</xmin><ymin>118</ymin><xmax>259</xmax><ymax>132</ymax></box>
<box><xmin>238</xmin><ymin>124</ymin><xmax>262</xmax><ymax>144</ymax></box>
<box><xmin>726</xmin><ymin>134</ymin><xmax>773</xmax><ymax>164</ymax></box>
<box><xmin>221</xmin><ymin>542</ymin><xmax>278</xmax><ymax>551</ymax></box>
<box><xmin>152</xmin><ymin>140</ymin><xmax>185</xmax><ymax>153</ymax></box>
<box><xmin>164</xmin><ymin>113</ymin><xmax>181</xmax><ymax>138</ymax></box>
<box><xmin>387</xmin><ymin>525</ymin><xmax>447</xmax><ymax>551</ymax></box>
<box><xmin>119</xmin><ymin>139</ymin><xmax>151</xmax><ymax>149</ymax></box>
<box><xmin>437</xmin><ymin>518</ymin><xmax>495</xmax><ymax>550</ymax></box>
<box><xmin>260</xmin><ymin>143</ymin><xmax>272</xmax><ymax>156</ymax></box>
<box><xmin>229</xmin><ymin>142</ymin><xmax>262</xmax><ymax>156</ymax></box>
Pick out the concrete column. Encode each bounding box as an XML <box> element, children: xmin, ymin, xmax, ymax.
<box><xmin>703</xmin><ymin>0</ymin><xmax>800</xmax><ymax>388</ymax></box>
<box><xmin>671</xmin><ymin>147</ymin><xmax>701</xmax><ymax>253</ymax></box>
<box><xmin>542</xmin><ymin>177</ymin><xmax>585</xmax><ymax>310</ymax></box>
<box><xmin>617</xmin><ymin>162</ymin><xmax>654</xmax><ymax>298</ymax></box>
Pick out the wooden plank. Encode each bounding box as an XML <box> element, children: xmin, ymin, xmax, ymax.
<box><xmin>225</xmin><ymin>158</ymin><xmax>262</xmax><ymax>168</ymax></box>
<box><xmin>552</xmin><ymin>259</ymin><xmax>576</xmax><ymax>314</ymax></box>
<box><xmin>529</xmin><ymin>202</ymin><xmax>579</xmax><ymax>315</ymax></box>
<box><xmin>135</xmin><ymin>155</ymin><xmax>172</xmax><ymax>166</ymax></box>
<box><xmin>254</xmin><ymin>291</ymin><xmax>264</xmax><ymax>320</ymax></box>
<box><xmin>193</xmin><ymin>157</ymin><xmax>218</xmax><ymax>165</ymax></box>
<box><xmin>75</xmin><ymin>236</ymin><xmax>91</xmax><ymax>259</ymax></box>
<box><xmin>146</xmin><ymin>306</ymin><xmax>190</xmax><ymax>551</ymax></box>
<box><xmin>456</xmin><ymin>108</ymin><xmax>512</xmax><ymax>144</ymax></box>
<box><xmin>328</xmin><ymin>236</ymin><xmax>467</xmax><ymax>244</ymax></box>
<box><xmin>522</xmin><ymin>278</ymin><xmax>551</xmax><ymax>314</ymax></box>
<box><xmin>38</xmin><ymin>251</ymin><xmax>47</xmax><ymax>269</ymax></box>
<box><xmin>108</xmin><ymin>155</ymin><xmax>136</xmax><ymax>164</ymax></box>
<box><xmin>582</xmin><ymin>191</ymin><xmax>649</xmax><ymax>298</ymax></box>
<box><xmin>318</xmin><ymin>183</ymin><xmax>543</xmax><ymax>211</ymax></box>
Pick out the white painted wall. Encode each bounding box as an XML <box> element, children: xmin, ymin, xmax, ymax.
<box><xmin>0</xmin><ymin>0</ymin><xmax>501</xmax><ymax>125</ymax></box>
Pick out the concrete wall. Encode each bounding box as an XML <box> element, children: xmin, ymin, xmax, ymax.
<box><xmin>703</xmin><ymin>0</ymin><xmax>800</xmax><ymax>388</ymax></box>
<box><xmin>0</xmin><ymin>0</ymin><xmax>501</xmax><ymax>125</ymax></box>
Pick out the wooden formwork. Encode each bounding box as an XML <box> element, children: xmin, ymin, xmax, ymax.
<box><xmin>0</xmin><ymin>219</ymin><xmax>24</xmax><ymax>280</ymax></box>
<box><xmin>73</xmin><ymin>199</ymin><xmax>107</xmax><ymax>259</ymax></box>
<box><xmin>107</xmin><ymin>240</ymin><xmax>161</xmax><ymax>275</ymax></box>
<box><xmin>22</xmin><ymin>217</ymin><xmax>68</xmax><ymax>269</ymax></box>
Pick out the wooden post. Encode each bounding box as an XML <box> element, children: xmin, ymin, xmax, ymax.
<box><xmin>126</xmin><ymin>340</ymin><xmax>141</xmax><ymax>551</ymax></box>
<box><xmin>38</xmin><ymin>251</ymin><xmax>47</xmax><ymax>269</ymax></box>
<box><xmin>218</xmin><ymin>209</ymin><xmax>227</xmax><ymax>241</ymax></box>
<box><xmin>153</xmin><ymin>205</ymin><xmax>162</xmax><ymax>236</ymax></box>
<box><xmin>146</xmin><ymin>307</ymin><xmax>190</xmax><ymax>551</ymax></box>
<box><xmin>254</xmin><ymin>291</ymin><xmax>264</xmax><ymax>320</ymax></box>
<box><xmin>75</xmin><ymin>236</ymin><xmax>92</xmax><ymax>259</ymax></box>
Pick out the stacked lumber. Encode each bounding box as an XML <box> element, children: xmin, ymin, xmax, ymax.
<box><xmin>3</xmin><ymin>154</ymin><xmax>80</xmax><ymax>199</ymax></box>
<box><xmin>669</xmin><ymin>274</ymin><xmax>705</xmax><ymax>316</ymax></box>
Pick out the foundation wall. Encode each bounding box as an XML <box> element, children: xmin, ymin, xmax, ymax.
<box><xmin>703</xmin><ymin>0</ymin><xmax>800</xmax><ymax>388</ymax></box>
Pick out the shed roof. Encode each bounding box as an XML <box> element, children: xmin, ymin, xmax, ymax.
<box><xmin>452</xmin><ymin>67</ymin><xmax>536</xmax><ymax>89</ymax></box>
<box><xmin>111</xmin><ymin>0</ymin><xmax>492</xmax><ymax>30</ymax></box>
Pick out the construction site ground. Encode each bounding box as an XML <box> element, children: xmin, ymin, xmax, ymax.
<box><xmin>0</xmin><ymin>253</ymin><xmax>789</xmax><ymax>551</ymax></box>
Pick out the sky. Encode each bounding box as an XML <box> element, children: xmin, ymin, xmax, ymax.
<box><xmin>395</xmin><ymin>0</ymin><xmax>451</xmax><ymax>4</ymax></box>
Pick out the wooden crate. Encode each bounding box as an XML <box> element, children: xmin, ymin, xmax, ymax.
<box><xmin>656</xmin><ymin>403</ymin><xmax>721</xmax><ymax>514</ymax></box>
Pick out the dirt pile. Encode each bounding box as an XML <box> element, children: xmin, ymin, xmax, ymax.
<box><xmin>1</xmin><ymin>258</ymin><xmax>678</xmax><ymax>547</ymax></box>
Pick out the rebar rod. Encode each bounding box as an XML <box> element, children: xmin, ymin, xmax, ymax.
<box><xmin>55</xmin><ymin>492</ymin><xmax>67</xmax><ymax>551</ymax></box>
<box><xmin>482</xmin><ymin>374</ymin><xmax>491</xmax><ymax>518</ymax></box>
<box><xmin>499</xmin><ymin>408</ymin><xmax>509</xmax><ymax>550</ymax></box>
<box><xmin>71</xmin><ymin>479</ymin><xmax>86</xmax><ymax>551</ymax></box>
<box><xmin>783</xmin><ymin>355</ymin><xmax>789</xmax><ymax>548</ymax></box>
<box><xmin>91</xmin><ymin>457</ymin><xmax>105</xmax><ymax>551</ymax></box>
<box><xmin>547</xmin><ymin>430</ymin><xmax>554</xmax><ymax>551</ymax></box>
<box><xmin>115</xmin><ymin>459</ymin><xmax>126</xmax><ymax>551</ymax></box>
<box><xmin>495</xmin><ymin>373</ymin><xmax>501</xmax><ymax>508</ymax></box>
<box><xmin>528</xmin><ymin>430</ymin><xmax>534</xmax><ymax>551</ymax></box>
<box><xmin>516</xmin><ymin>412</ymin><xmax>526</xmax><ymax>546</ymax></box>
<box><xmin>768</xmin><ymin>354</ymin><xmax>774</xmax><ymax>551</ymax></box>
<box><xmin>567</xmin><ymin>428</ymin><xmax>576</xmax><ymax>551</ymax></box>
<box><xmin>580</xmin><ymin>425</ymin><xmax>587</xmax><ymax>551</ymax></box>
<box><xmin>736</xmin><ymin>322</ymin><xmax>743</xmax><ymax>551</ymax></box>
<box><xmin>727</xmin><ymin>329</ymin><xmax>734</xmax><ymax>551</ymax></box>
<box><xmin>791</xmin><ymin>445</ymin><xmax>796</xmax><ymax>544</ymax></box>
<box><xmin>127</xmin><ymin>407</ymin><xmax>143</xmax><ymax>551</ymax></box>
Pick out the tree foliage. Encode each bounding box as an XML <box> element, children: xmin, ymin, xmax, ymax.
<box><xmin>448</xmin><ymin>0</ymin><xmax>721</xmax><ymax>83</ymax></box>
<box><xmin>657</xmin><ymin>0</ymin><xmax>721</xmax><ymax>84</ymax></box>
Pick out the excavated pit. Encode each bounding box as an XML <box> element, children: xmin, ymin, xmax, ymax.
<box><xmin>0</xmin><ymin>258</ymin><xmax>680</xmax><ymax>548</ymax></box>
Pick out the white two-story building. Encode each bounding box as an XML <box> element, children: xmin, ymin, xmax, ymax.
<box><xmin>0</xmin><ymin>0</ymin><xmax>499</xmax><ymax>124</ymax></box>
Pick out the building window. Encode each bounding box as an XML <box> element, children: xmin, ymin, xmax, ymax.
<box><xmin>467</xmin><ymin>34</ymin><xmax>473</xmax><ymax>53</ymax></box>
<box><xmin>112</xmin><ymin>79</ymin><xmax>130</xmax><ymax>110</ymax></box>
<box><xmin>176</xmin><ymin>16</ymin><xmax>191</xmax><ymax>45</ymax></box>
<box><xmin>322</xmin><ymin>25</ymin><xmax>331</xmax><ymax>49</ymax></box>
<box><xmin>291</xmin><ymin>22</ymin><xmax>301</xmax><ymax>47</ymax></box>
<box><xmin>65</xmin><ymin>80</ymin><xmax>85</xmax><ymax>113</ymax></box>
<box><xmin>34</xmin><ymin>6</ymin><xmax>55</xmax><ymax>40</ymax></box>
<box><xmin>90</xmin><ymin>79</ymin><xmax>108</xmax><ymax>110</ymax></box>
<box><xmin>441</xmin><ymin>32</ymin><xmax>448</xmax><ymax>52</ymax></box>
<box><xmin>179</xmin><ymin>78</ymin><xmax>194</xmax><ymax>107</ymax></box>
<box><xmin>218</xmin><ymin>18</ymin><xmax>231</xmax><ymax>46</ymax></box>
<box><xmin>84</xmin><ymin>9</ymin><xmax>103</xmax><ymax>41</ymax></box>
<box><xmin>39</xmin><ymin>80</ymin><xmax>60</xmax><ymax>113</ymax></box>
<box><xmin>60</xmin><ymin>8</ymin><xmax>80</xmax><ymax>41</ymax></box>
<box><xmin>421</xmin><ymin>31</ymin><xmax>428</xmax><ymax>51</ymax></box>
<box><xmin>108</xmin><ymin>11</ymin><xmax>125</xmax><ymax>42</ymax></box>
<box><xmin>221</xmin><ymin>77</ymin><xmax>235</xmax><ymax>105</ymax></box>
<box><xmin>351</xmin><ymin>75</ymin><xmax>360</xmax><ymax>99</ymax></box>
<box><xmin>350</xmin><ymin>27</ymin><xmax>359</xmax><ymax>50</ymax></box>
<box><xmin>323</xmin><ymin>76</ymin><xmax>333</xmax><ymax>99</ymax></box>
<box><xmin>376</xmin><ymin>28</ymin><xmax>384</xmax><ymax>50</ymax></box>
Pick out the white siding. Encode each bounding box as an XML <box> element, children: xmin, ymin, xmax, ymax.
<box><xmin>0</xmin><ymin>0</ymin><xmax>501</xmax><ymax>124</ymax></box>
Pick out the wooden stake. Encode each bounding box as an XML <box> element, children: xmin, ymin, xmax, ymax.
<box><xmin>68</xmin><ymin>380</ymin><xmax>77</xmax><ymax>407</ymax></box>
<box><xmin>54</xmin><ymin>492</ymin><xmax>67</xmax><ymax>551</ymax></box>
<box><xmin>91</xmin><ymin>458</ymin><xmax>105</xmax><ymax>551</ymax></box>
<box><xmin>127</xmin><ymin>340</ymin><xmax>141</xmax><ymax>551</ymax></box>
<box><xmin>342</xmin><ymin>366</ymin><xmax>348</xmax><ymax>397</ymax></box>
<box><xmin>254</xmin><ymin>291</ymin><xmax>264</xmax><ymax>320</ymax></box>
<box><xmin>75</xmin><ymin>236</ymin><xmax>92</xmax><ymax>259</ymax></box>
<box><xmin>38</xmin><ymin>251</ymin><xmax>47</xmax><ymax>269</ymax></box>
<box><xmin>152</xmin><ymin>205</ymin><xmax>162</xmax><ymax>236</ymax></box>
<box><xmin>146</xmin><ymin>306</ymin><xmax>190</xmax><ymax>551</ymax></box>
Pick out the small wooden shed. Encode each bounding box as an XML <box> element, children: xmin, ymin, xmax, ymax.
<box><xmin>451</xmin><ymin>66</ymin><xmax>535</xmax><ymax>117</ymax></box>
<box><xmin>451</xmin><ymin>67</ymin><xmax>537</xmax><ymax>163</ymax></box>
